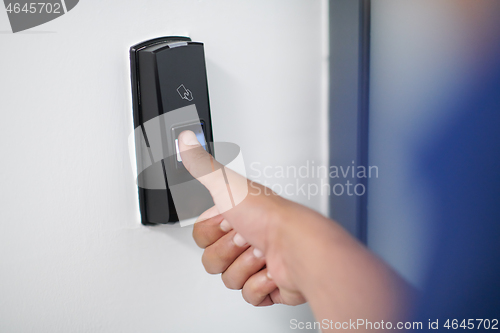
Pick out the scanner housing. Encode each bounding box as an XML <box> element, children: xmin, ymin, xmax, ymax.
<box><xmin>130</xmin><ymin>36</ymin><xmax>215</xmax><ymax>225</ymax></box>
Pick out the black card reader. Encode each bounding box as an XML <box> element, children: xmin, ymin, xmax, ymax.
<box><xmin>130</xmin><ymin>37</ymin><xmax>215</xmax><ymax>225</ymax></box>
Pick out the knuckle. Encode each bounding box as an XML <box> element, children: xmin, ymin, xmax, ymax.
<box><xmin>247</xmin><ymin>280</ymin><xmax>261</xmax><ymax>297</ymax></box>
<box><xmin>201</xmin><ymin>249</ymin><xmax>224</xmax><ymax>274</ymax></box>
<box><xmin>213</xmin><ymin>243</ymin><xmax>235</xmax><ymax>264</ymax></box>
<box><xmin>242</xmin><ymin>289</ymin><xmax>260</xmax><ymax>307</ymax></box>
<box><xmin>221</xmin><ymin>271</ymin><xmax>242</xmax><ymax>290</ymax></box>
<box><xmin>242</xmin><ymin>280</ymin><xmax>264</xmax><ymax>306</ymax></box>
<box><xmin>192</xmin><ymin>227</ymin><xmax>204</xmax><ymax>248</ymax></box>
<box><xmin>241</xmin><ymin>289</ymin><xmax>253</xmax><ymax>305</ymax></box>
<box><xmin>200</xmin><ymin>233</ymin><xmax>240</xmax><ymax>274</ymax></box>
<box><xmin>192</xmin><ymin>224</ymin><xmax>211</xmax><ymax>248</ymax></box>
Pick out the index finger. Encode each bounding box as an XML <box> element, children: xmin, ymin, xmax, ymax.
<box><xmin>178</xmin><ymin>130</ymin><xmax>286</xmax><ymax>251</ymax></box>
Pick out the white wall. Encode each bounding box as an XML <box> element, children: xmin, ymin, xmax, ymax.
<box><xmin>0</xmin><ymin>1</ymin><xmax>328</xmax><ymax>332</ymax></box>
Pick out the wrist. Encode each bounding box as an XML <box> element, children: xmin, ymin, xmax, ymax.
<box><xmin>273</xmin><ymin>203</ymin><xmax>413</xmax><ymax>323</ymax></box>
<box><xmin>267</xmin><ymin>200</ymin><xmax>344</xmax><ymax>294</ymax></box>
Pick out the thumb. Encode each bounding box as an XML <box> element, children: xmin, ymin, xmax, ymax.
<box><xmin>178</xmin><ymin>130</ymin><xmax>248</xmax><ymax>216</ymax></box>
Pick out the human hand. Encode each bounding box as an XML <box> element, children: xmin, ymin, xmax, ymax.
<box><xmin>192</xmin><ymin>208</ymin><xmax>278</xmax><ymax>306</ymax></box>
<box><xmin>179</xmin><ymin>130</ymin><xmax>414</xmax><ymax>324</ymax></box>
<box><xmin>178</xmin><ymin>130</ymin><xmax>307</xmax><ymax>306</ymax></box>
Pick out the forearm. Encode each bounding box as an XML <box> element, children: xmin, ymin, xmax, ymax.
<box><xmin>278</xmin><ymin>205</ymin><xmax>414</xmax><ymax>327</ymax></box>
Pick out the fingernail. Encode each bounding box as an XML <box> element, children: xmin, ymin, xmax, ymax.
<box><xmin>220</xmin><ymin>219</ymin><xmax>232</xmax><ymax>232</ymax></box>
<box><xmin>253</xmin><ymin>248</ymin><xmax>264</xmax><ymax>258</ymax></box>
<box><xmin>233</xmin><ymin>233</ymin><xmax>247</xmax><ymax>247</ymax></box>
<box><xmin>181</xmin><ymin>130</ymin><xmax>200</xmax><ymax>146</ymax></box>
<box><xmin>267</xmin><ymin>271</ymin><xmax>272</xmax><ymax>280</ymax></box>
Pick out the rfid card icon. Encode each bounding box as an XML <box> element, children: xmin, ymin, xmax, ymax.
<box><xmin>177</xmin><ymin>84</ymin><xmax>194</xmax><ymax>101</ymax></box>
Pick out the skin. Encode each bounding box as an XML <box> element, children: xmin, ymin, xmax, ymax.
<box><xmin>178</xmin><ymin>130</ymin><xmax>414</xmax><ymax>329</ymax></box>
